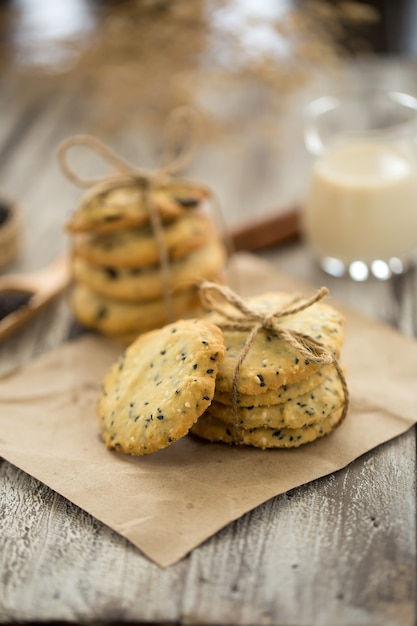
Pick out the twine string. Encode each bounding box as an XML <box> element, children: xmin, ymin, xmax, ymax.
<box><xmin>199</xmin><ymin>281</ymin><xmax>349</xmax><ymax>441</ymax></box>
<box><xmin>57</xmin><ymin>106</ymin><xmax>200</xmax><ymax>189</ymax></box>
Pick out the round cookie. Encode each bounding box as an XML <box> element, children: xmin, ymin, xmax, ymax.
<box><xmin>213</xmin><ymin>364</ymin><xmax>334</xmax><ymax>407</ymax></box>
<box><xmin>207</xmin><ymin>291</ymin><xmax>345</xmax><ymax>395</ymax></box>
<box><xmin>66</xmin><ymin>179</ymin><xmax>209</xmax><ymax>233</ymax></box>
<box><xmin>190</xmin><ymin>406</ymin><xmax>345</xmax><ymax>449</ymax></box>
<box><xmin>209</xmin><ymin>367</ymin><xmax>345</xmax><ymax>430</ymax></box>
<box><xmin>97</xmin><ymin>318</ymin><xmax>226</xmax><ymax>455</ymax></box>
<box><xmin>70</xmin><ymin>283</ymin><xmax>203</xmax><ymax>335</ymax></box>
<box><xmin>72</xmin><ymin>211</ymin><xmax>215</xmax><ymax>268</ymax></box>
<box><xmin>72</xmin><ymin>237</ymin><xmax>227</xmax><ymax>302</ymax></box>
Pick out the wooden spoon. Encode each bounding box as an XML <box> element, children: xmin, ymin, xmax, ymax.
<box><xmin>0</xmin><ymin>255</ymin><xmax>71</xmax><ymax>343</ymax></box>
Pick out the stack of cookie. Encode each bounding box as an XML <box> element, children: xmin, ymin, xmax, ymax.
<box><xmin>96</xmin><ymin>287</ymin><xmax>348</xmax><ymax>456</ymax></box>
<box><xmin>191</xmin><ymin>289</ymin><xmax>348</xmax><ymax>449</ymax></box>
<box><xmin>66</xmin><ymin>179</ymin><xmax>227</xmax><ymax>343</ymax></box>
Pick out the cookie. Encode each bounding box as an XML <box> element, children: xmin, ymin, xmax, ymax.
<box><xmin>190</xmin><ymin>405</ymin><xmax>344</xmax><ymax>449</ymax></box>
<box><xmin>209</xmin><ymin>367</ymin><xmax>344</xmax><ymax>430</ymax></box>
<box><xmin>66</xmin><ymin>179</ymin><xmax>209</xmax><ymax>233</ymax></box>
<box><xmin>72</xmin><ymin>237</ymin><xmax>227</xmax><ymax>302</ymax></box>
<box><xmin>70</xmin><ymin>283</ymin><xmax>203</xmax><ymax>335</ymax></box>
<box><xmin>97</xmin><ymin>318</ymin><xmax>226</xmax><ymax>455</ymax></box>
<box><xmin>72</xmin><ymin>211</ymin><xmax>215</xmax><ymax>268</ymax></box>
<box><xmin>206</xmin><ymin>292</ymin><xmax>345</xmax><ymax>394</ymax></box>
<box><xmin>213</xmin><ymin>364</ymin><xmax>334</xmax><ymax>407</ymax></box>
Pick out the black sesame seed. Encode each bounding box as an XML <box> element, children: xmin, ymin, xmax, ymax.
<box><xmin>97</xmin><ymin>306</ymin><xmax>108</xmax><ymax>320</ymax></box>
<box><xmin>175</xmin><ymin>196</ymin><xmax>198</xmax><ymax>208</ymax></box>
<box><xmin>104</xmin><ymin>214</ymin><xmax>122</xmax><ymax>222</ymax></box>
<box><xmin>201</xmin><ymin>339</ymin><xmax>209</xmax><ymax>345</ymax></box>
<box><xmin>206</xmin><ymin>368</ymin><xmax>214</xmax><ymax>374</ymax></box>
<box><xmin>257</xmin><ymin>374</ymin><xmax>265</xmax><ymax>387</ymax></box>
<box><xmin>193</xmin><ymin>363</ymin><xmax>198</xmax><ymax>370</ymax></box>
<box><xmin>203</xmin><ymin>395</ymin><xmax>210</xmax><ymax>401</ymax></box>
<box><xmin>157</xmin><ymin>415</ymin><xmax>164</xmax><ymax>420</ymax></box>
<box><xmin>104</xmin><ymin>266</ymin><xmax>118</xmax><ymax>279</ymax></box>
<box><xmin>226</xmin><ymin>428</ymin><xmax>232</xmax><ymax>436</ymax></box>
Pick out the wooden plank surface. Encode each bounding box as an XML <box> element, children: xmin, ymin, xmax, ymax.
<box><xmin>0</xmin><ymin>9</ymin><xmax>416</xmax><ymax>624</ymax></box>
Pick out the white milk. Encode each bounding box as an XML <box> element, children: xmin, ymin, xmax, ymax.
<box><xmin>303</xmin><ymin>141</ymin><xmax>417</xmax><ymax>266</ymax></box>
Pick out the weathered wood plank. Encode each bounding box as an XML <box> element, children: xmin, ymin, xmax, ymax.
<box><xmin>1</xmin><ymin>430</ymin><xmax>414</xmax><ymax>625</ymax></box>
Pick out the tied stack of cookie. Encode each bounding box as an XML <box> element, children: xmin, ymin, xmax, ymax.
<box><xmin>190</xmin><ymin>282</ymin><xmax>349</xmax><ymax>449</ymax></box>
<box><xmin>96</xmin><ymin>282</ymin><xmax>349</xmax><ymax>456</ymax></box>
<box><xmin>59</xmin><ymin>134</ymin><xmax>227</xmax><ymax>344</ymax></box>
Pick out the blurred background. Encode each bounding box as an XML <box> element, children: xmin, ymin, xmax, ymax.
<box><xmin>0</xmin><ymin>0</ymin><xmax>417</xmax><ymax>262</ymax></box>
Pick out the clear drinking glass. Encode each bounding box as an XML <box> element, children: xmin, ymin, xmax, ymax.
<box><xmin>303</xmin><ymin>90</ymin><xmax>417</xmax><ymax>280</ymax></box>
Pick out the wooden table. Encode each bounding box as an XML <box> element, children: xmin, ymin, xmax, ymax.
<box><xmin>0</xmin><ymin>3</ymin><xmax>416</xmax><ymax>623</ymax></box>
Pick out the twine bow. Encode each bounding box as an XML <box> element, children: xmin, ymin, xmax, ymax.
<box><xmin>58</xmin><ymin>107</ymin><xmax>206</xmax><ymax>323</ymax></box>
<box><xmin>57</xmin><ymin>105</ymin><xmax>201</xmax><ymax>190</ymax></box>
<box><xmin>199</xmin><ymin>281</ymin><xmax>349</xmax><ymax>440</ymax></box>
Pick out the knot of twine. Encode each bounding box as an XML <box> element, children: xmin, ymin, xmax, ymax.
<box><xmin>199</xmin><ymin>281</ymin><xmax>349</xmax><ymax>440</ymax></box>
<box><xmin>58</xmin><ymin>107</ymin><xmax>206</xmax><ymax>322</ymax></box>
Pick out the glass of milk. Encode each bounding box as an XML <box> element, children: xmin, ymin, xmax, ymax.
<box><xmin>303</xmin><ymin>90</ymin><xmax>417</xmax><ymax>280</ymax></box>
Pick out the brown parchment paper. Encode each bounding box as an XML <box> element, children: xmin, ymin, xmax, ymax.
<box><xmin>1</xmin><ymin>253</ymin><xmax>416</xmax><ymax>568</ymax></box>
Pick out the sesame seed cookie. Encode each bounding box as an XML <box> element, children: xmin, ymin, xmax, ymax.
<box><xmin>190</xmin><ymin>405</ymin><xmax>344</xmax><ymax>449</ymax></box>
<box><xmin>209</xmin><ymin>367</ymin><xmax>344</xmax><ymax>430</ymax></box>
<box><xmin>207</xmin><ymin>292</ymin><xmax>345</xmax><ymax>395</ymax></box>
<box><xmin>70</xmin><ymin>283</ymin><xmax>203</xmax><ymax>335</ymax></box>
<box><xmin>213</xmin><ymin>364</ymin><xmax>334</xmax><ymax>407</ymax></box>
<box><xmin>72</xmin><ymin>236</ymin><xmax>227</xmax><ymax>302</ymax></box>
<box><xmin>97</xmin><ymin>318</ymin><xmax>226</xmax><ymax>455</ymax></box>
<box><xmin>72</xmin><ymin>211</ymin><xmax>215</xmax><ymax>268</ymax></box>
<box><xmin>66</xmin><ymin>179</ymin><xmax>209</xmax><ymax>234</ymax></box>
